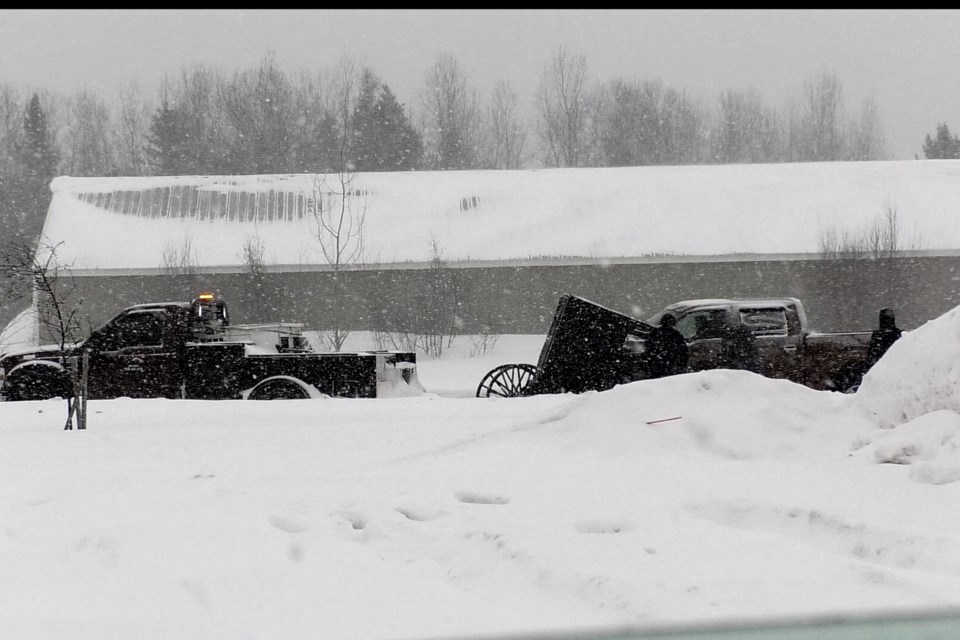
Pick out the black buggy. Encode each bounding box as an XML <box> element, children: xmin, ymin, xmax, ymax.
<box><xmin>476</xmin><ymin>294</ymin><xmax>656</xmax><ymax>398</ymax></box>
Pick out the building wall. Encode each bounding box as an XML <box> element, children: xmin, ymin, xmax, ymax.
<box><xmin>52</xmin><ymin>256</ymin><xmax>960</xmax><ymax>341</ymax></box>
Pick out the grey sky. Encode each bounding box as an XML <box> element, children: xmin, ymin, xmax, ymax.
<box><xmin>2</xmin><ymin>9</ymin><xmax>959</xmax><ymax>160</ymax></box>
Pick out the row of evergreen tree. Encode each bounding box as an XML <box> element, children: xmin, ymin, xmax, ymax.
<box><xmin>3</xmin><ymin>47</ymin><xmax>960</xmax><ymax>252</ymax></box>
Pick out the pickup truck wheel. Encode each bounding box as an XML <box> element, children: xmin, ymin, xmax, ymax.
<box><xmin>832</xmin><ymin>364</ymin><xmax>866</xmax><ymax>394</ymax></box>
<box><xmin>3</xmin><ymin>361</ymin><xmax>73</xmax><ymax>401</ymax></box>
<box><xmin>476</xmin><ymin>364</ymin><xmax>537</xmax><ymax>398</ymax></box>
<box><xmin>247</xmin><ymin>377</ymin><xmax>313</xmax><ymax>400</ymax></box>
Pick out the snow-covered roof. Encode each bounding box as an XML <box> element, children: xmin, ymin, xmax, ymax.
<box><xmin>40</xmin><ymin>160</ymin><xmax>960</xmax><ymax>272</ymax></box>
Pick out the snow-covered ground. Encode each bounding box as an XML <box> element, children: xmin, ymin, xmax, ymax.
<box><xmin>3</xmin><ymin>303</ymin><xmax>960</xmax><ymax>639</ymax></box>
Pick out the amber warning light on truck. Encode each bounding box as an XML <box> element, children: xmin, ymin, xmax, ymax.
<box><xmin>191</xmin><ymin>292</ymin><xmax>230</xmax><ymax>328</ymax></box>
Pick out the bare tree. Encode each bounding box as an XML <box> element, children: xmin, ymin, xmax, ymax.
<box><xmin>817</xmin><ymin>225</ymin><xmax>869</xmax><ymax>260</ymax></box>
<box><xmin>580</xmin><ymin>84</ymin><xmax>608</xmax><ymax>168</ymax></box>
<box><xmin>792</xmin><ymin>71</ymin><xmax>846</xmax><ymax>162</ymax></box>
<box><xmin>419</xmin><ymin>52</ymin><xmax>483</xmax><ymax>170</ymax></box>
<box><xmin>307</xmin><ymin>169</ymin><xmax>366</xmax><ymax>352</ymax></box>
<box><xmin>594</xmin><ymin>78</ymin><xmax>706</xmax><ymax>166</ymax></box>
<box><xmin>290</xmin><ymin>70</ymin><xmax>340</xmax><ymax>173</ymax></box>
<box><xmin>657</xmin><ymin>87</ymin><xmax>708</xmax><ymax>165</ymax></box>
<box><xmin>220</xmin><ymin>52</ymin><xmax>297</xmax><ymax>174</ymax></box>
<box><xmin>536</xmin><ymin>46</ymin><xmax>588</xmax><ymax>168</ymax></box>
<box><xmin>373</xmin><ymin>237</ymin><xmax>470</xmax><ymax>357</ymax></box>
<box><xmin>328</xmin><ymin>56</ymin><xmax>360</xmax><ymax>170</ymax></box>
<box><xmin>710</xmin><ymin>88</ymin><xmax>786</xmax><ymax>164</ymax></box>
<box><xmin>413</xmin><ymin>237</ymin><xmax>464</xmax><ymax>356</ymax></box>
<box><xmin>151</xmin><ymin>64</ymin><xmax>228</xmax><ymax>175</ymax></box>
<box><xmin>846</xmin><ymin>96</ymin><xmax>887</xmax><ymax>161</ymax></box>
<box><xmin>60</xmin><ymin>89</ymin><xmax>116</xmax><ymax>176</ymax></box>
<box><xmin>2</xmin><ymin>238</ymin><xmax>88</xmax><ymax>429</ymax></box>
<box><xmin>864</xmin><ymin>198</ymin><xmax>921</xmax><ymax>258</ymax></box>
<box><xmin>160</xmin><ymin>235</ymin><xmax>199</xmax><ymax>275</ymax></box>
<box><xmin>239</xmin><ymin>233</ymin><xmax>269</xmax><ymax>322</ymax></box>
<box><xmin>818</xmin><ymin>198</ymin><xmax>921</xmax><ymax>259</ymax></box>
<box><xmin>116</xmin><ymin>81</ymin><xmax>152</xmax><ymax>176</ymax></box>
<box><xmin>0</xmin><ymin>87</ymin><xmax>25</xmax><ymax>249</ymax></box>
<box><xmin>484</xmin><ymin>80</ymin><xmax>527</xmax><ymax>169</ymax></box>
<box><xmin>1</xmin><ymin>237</ymin><xmax>34</xmax><ymax>308</ymax></box>
<box><xmin>0</xmin><ymin>85</ymin><xmax>24</xmax><ymax>175</ymax></box>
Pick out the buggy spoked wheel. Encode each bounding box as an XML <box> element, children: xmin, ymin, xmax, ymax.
<box><xmin>476</xmin><ymin>364</ymin><xmax>537</xmax><ymax>398</ymax></box>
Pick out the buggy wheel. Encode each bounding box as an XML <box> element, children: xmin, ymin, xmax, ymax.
<box><xmin>246</xmin><ymin>376</ymin><xmax>314</xmax><ymax>400</ymax></box>
<box><xmin>476</xmin><ymin>364</ymin><xmax>537</xmax><ymax>398</ymax></box>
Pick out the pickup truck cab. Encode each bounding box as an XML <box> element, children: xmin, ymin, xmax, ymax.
<box><xmin>646</xmin><ymin>297</ymin><xmax>873</xmax><ymax>392</ymax></box>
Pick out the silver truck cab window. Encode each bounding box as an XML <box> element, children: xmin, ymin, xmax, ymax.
<box><xmin>684</xmin><ymin>309</ymin><xmax>726</xmax><ymax>340</ymax></box>
<box><xmin>739</xmin><ymin>307</ymin><xmax>789</xmax><ymax>336</ymax></box>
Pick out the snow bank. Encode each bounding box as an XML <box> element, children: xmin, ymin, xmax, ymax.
<box><xmin>855</xmin><ymin>304</ymin><xmax>960</xmax><ymax>428</ymax></box>
<box><xmin>854</xmin><ymin>304</ymin><xmax>960</xmax><ymax>485</ymax></box>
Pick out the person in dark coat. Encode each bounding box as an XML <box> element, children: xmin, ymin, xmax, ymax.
<box><xmin>645</xmin><ymin>312</ymin><xmax>689</xmax><ymax>378</ymax></box>
<box><xmin>868</xmin><ymin>307</ymin><xmax>902</xmax><ymax>366</ymax></box>
<box><xmin>719</xmin><ymin>322</ymin><xmax>761</xmax><ymax>373</ymax></box>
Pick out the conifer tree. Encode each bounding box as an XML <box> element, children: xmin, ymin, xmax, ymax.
<box><xmin>370</xmin><ymin>85</ymin><xmax>423</xmax><ymax>171</ymax></box>
<box><xmin>145</xmin><ymin>99</ymin><xmax>189</xmax><ymax>175</ymax></box>
<box><xmin>15</xmin><ymin>93</ymin><xmax>59</xmax><ymax>244</ymax></box>
<box><xmin>350</xmin><ymin>69</ymin><xmax>381</xmax><ymax>171</ymax></box>
<box><xmin>922</xmin><ymin>122</ymin><xmax>960</xmax><ymax>159</ymax></box>
<box><xmin>352</xmin><ymin>71</ymin><xmax>423</xmax><ymax>172</ymax></box>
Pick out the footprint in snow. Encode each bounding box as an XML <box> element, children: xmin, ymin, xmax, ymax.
<box><xmin>455</xmin><ymin>491</ymin><xmax>510</xmax><ymax>505</ymax></box>
<box><xmin>268</xmin><ymin>514</ymin><xmax>311</xmax><ymax>533</ymax></box>
<box><xmin>574</xmin><ymin>519</ymin><xmax>634</xmax><ymax>534</ymax></box>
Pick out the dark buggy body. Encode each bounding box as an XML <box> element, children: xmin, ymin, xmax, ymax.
<box><xmin>477</xmin><ymin>295</ymin><xmax>655</xmax><ymax>397</ymax></box>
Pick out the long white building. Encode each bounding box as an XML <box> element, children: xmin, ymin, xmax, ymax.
<box><xmin>39</xmin><ymin>160</ymin><xmax>960</xmax><ymax>274</ymax></box>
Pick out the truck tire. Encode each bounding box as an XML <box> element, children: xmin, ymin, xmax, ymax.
<box><xmin>246</xmin><ymin>376</ymin><xmax>315</xmax><ymax>400</ymax></box>
<box><xmin>3</xmin><ymin>360</ymin><xmax>73</xmax><ymax>401</ymax></box>
<box><xmin>832</xmin><ymin>363</ymin><xmax>868</xmax><ymax>394</ymax></box>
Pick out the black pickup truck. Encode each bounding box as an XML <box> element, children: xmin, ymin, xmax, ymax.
<box><xmin>0</xmin><ymin>294</ymin><xmax>422</xmax><ymax>401</ymax></box>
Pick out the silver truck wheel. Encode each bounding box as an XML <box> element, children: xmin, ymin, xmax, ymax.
<box><xmin>246</xmin><ymin>376</ymin><xmax>313</xmax><ymax>400</ymax></box>
<box><xmin>476</xmin><ymin>364</ymin><xmax>537</xmax><ymax>398</ymax></box>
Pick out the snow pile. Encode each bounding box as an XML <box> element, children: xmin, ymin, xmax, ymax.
<box><xmin>866</xmin><ymin>410</ymin><xmax>960</xmax><ymax>485</ymax></box>
<box><xmin>854</xmin><ymin>304</ymin><xmax>960</xmax><ymax>485</ymax></box>
<box><xmin>856</xmin><ymin>304</ymin><xmax>960</xmax><ymax>427</ymax></box>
